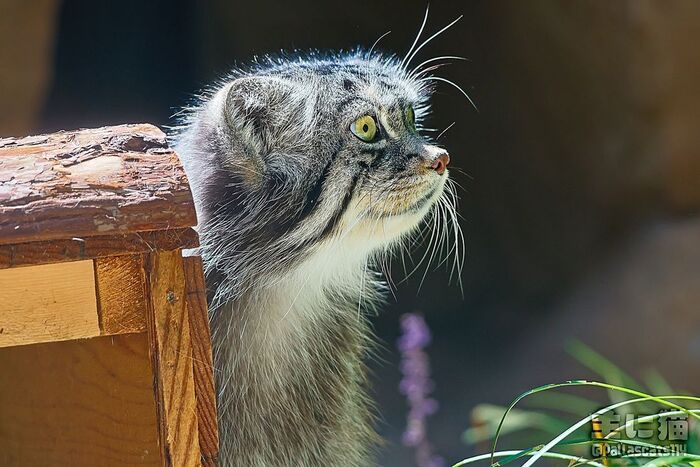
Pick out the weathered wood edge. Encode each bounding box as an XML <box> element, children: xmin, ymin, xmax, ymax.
<box><xmin>145</xmin><ymin>250</ymin><xmax>201</xmax><ymax>467</ymax></box>
<box><xmin>0</xmin><ymin>124</ymin><xmax>197</xmax><ymax>245</ymax></box>
<box><xmin>0</xmin><ymin>227</ymin><xmax>199</xmax><ymax>269</ymax></box>
<box><xmin>183</xmin><ymin>256</ymin><xmax>219</xmax><ymax>466</ymax></box>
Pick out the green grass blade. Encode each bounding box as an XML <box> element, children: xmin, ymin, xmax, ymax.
<box><xmin>523</xmin><ymin>391</ymin><xmax>601</xmax><ymax>415</ymax></box>
<box><xmin>567</xmin><ymin>340</ymin><xmax>652</xmax><ymax>415</ymax></box>
<box><xmin>519</xmin><ymin>395</ymin><xmax>700</xmax><ymax>467</ymax></box>
<box><xmin>490</xmin><ymin>381</ymin><xmax>700</xmax><ymax>467</ymax></box>
<box><xmin>567</xmin><ymin>340</ymin><xmax>643</xmax><ymax>392</ymax></box>
<box><xmin>452</xmin><ymin>449</ymin><xmax>606</xmax><ymax>467</ymax></box>
<box><xmin>642</xmin><ymin>369</ymin><xmax>674</xmax><ymax>397</ymax></box>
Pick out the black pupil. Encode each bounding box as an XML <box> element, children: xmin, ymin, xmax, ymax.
<box><xmin>362</xmin><ymin>123</ymin><xmax>369</xmax><ymax>133</ymax></box>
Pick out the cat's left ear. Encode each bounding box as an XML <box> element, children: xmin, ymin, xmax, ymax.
<box><xmin>223</xmin><ymin>76</ymin><xmax>293</xmax><ymax>159</ymax></box>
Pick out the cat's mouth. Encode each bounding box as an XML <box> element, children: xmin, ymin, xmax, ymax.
<box><xmin>368</xmin><ymin>176</ymin><xmax>446</xmax><ymax>219</ymax></box>
<box><xmin>379</xmin><ymin>185</ymin><xmax>440</xmax><ymax>217</ymax></box>
<box><xmin>337</xmin><ymin>175</ymin><xmax>447</xmax><ymax>248</ymax></box>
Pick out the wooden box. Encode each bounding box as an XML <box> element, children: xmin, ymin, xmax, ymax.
<box><xmin>0</xmin><ymin>125</ymin><xmax>219</xmax><ymax>466</ymax></box>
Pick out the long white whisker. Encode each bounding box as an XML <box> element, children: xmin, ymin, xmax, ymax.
<box><xmin>367</xmin><ymin>30</ymin><xmax>392</xmax><ymax>58</ymax></box>
<box><xmin>399</xmin><ymin>241</ymin><xmax>409</xmax><ymax>276</ymax></box>
<box><xmin>399</xmin><ymin>205</ymin><xmax>438</xmax><ymax>283</ymax></box>
<box><xmin>435</xmin><ymin>197</ymin><xmax>455</xmax><ymax>269</ymax></box>
<box><xmin>401</xmin><ymin>5</ymin><xmax>431</xmax><ymax>69</ymax></box>
<box><xmin>358</xmin><ymin>257</ymin><xmax>368</xmax><ymax>320</ymax></box>
<box><xmin>436</xmin><ymin>122</ymin><xmax>456</xmax><ymax>140</ymax></box>
<box><xmin>422</xmin><ymin>75</ymin><xmax>478</xmax><ymax>111</ymax></box>
<box><xmin>404</xmin><ymin>15</ymin><xmax>464</xmax><ymax>70</ymax></box>
<box><xmin>411</xmin><ymin>63</ymin><xmax>452</xmax><ymax>79</ymax></box>
<box><xmin>410</xmin><ymin>55</ymin><xmax>468</xmax><ymax>78</ymax></box>
<box><xmin>445</xmin><ymin>180</ymin><xmax>465</xmax><ymax>295</ymax></box>
<box><xmin>416</xmin><ymin>201</ymin><xmax>442</xmax><ymax>294</ymax></box>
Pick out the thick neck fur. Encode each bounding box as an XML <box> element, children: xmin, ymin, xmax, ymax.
<box><xmin>210</xmin><ymin>241</ymin><xmax>380</xmax><ymax>466</ymax></box>
<box><xmin>198</xmin><ymin>191</ymin><xmax>391</xmax><ymax>465</ymax></box>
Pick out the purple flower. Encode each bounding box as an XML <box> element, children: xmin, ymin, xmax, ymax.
<box><xmin>398</xmin><ymin>313</ymin><xmax>433</xmax><ymax>351</ymax></box>
<box><xmin>398</xmin><ymin>312</ymin><xmax>444</xmax><ymax>467</ymax></box>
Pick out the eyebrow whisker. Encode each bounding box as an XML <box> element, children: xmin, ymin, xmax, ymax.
<box><xmin>409</xmin><ymin>55</ymin><xmax>468</xmax><ymax>79</ymax></box>
<box><xmin>404</xmin><ymin>15</ymin><xmax>464</xmax><ymax>70</ymax></box>
<box><xmin>367</xmin><ymin>30</ymin><xmax>392</xmax><ymax>58</ymax></box>
<box><xmin>401</xmin><ymin>4</ymin><xmax>431</xmax><ymax>69</ymax></box>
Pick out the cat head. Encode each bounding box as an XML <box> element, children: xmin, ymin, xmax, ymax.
<box><xmin>175</xmin><ymin>51</ymin><xmax>464</xmax><ymax>295</ymax></box>
<box><xmin>188</xmin><ymin>54</ymin><xmax>448</xmax><ymax>241</ymax></box>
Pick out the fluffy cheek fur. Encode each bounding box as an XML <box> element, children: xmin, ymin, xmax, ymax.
<box><xmin>338</xmin><ymin>173</ymin><xmax>448</xmax><ymax>253</ymax></box>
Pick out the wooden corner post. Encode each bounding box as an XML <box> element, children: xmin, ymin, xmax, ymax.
<box><xmin>0</xmin><ymin>124</ymin><xmax>219</xmax><ymax>466</ymax></box>
<box><xmin>146</xmin><ymin>250</ymin><xmax>201</xmax><ymax>467</ymax></box>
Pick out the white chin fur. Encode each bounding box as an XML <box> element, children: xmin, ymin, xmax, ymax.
<box><xmin>317</xmin><ymin>175</ymin><xmax>446</xmax><ymax>274</ymax></box>
<box><xmin>345</xmin><ymin>177</ymin><xmax>445</xmax><ymax>249</ymax></box>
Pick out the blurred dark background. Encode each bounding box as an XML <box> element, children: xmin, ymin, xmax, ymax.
<box><xmin>2</xmin><ymin>1</ymin><xmax>699</xmax><ymax>465</ymax></box>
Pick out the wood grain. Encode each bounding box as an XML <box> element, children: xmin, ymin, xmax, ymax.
<box><xmin>0</xmin><ymin>333</ymin><xmax>161</xmax><ymax>466</ymax></box>
<box><xmin>95</xmin><ymin>254</ymin><xmax>147</xmax><ymax>335</ymax></box>
<box><xmin>0</xmin><ymin>260</ymin><xmax>99</xmax><ymax>348</ymax></box>
<box><xmin>0</xmin><ymin>124</ymin><xmax>197</xmax><ymax>245</ymax></box>
<box><xmin>0</xmin><ymin>227</ymin><xmax>199</xmax><ymax>269</ymax></box>
<box><xmin>145</xmin><ymin>250</ymin><xmax>201</xmax><ymax>466</ymax></box>
<box><xmin>183</xmin><ymin>256</ymin><xmax>219</xmax><ymax>466</ymax></box>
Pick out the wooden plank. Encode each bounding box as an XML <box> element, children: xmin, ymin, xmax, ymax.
<box><xmin>145</xmin><ymin>250</ymin><xmax>201</xmax><ymax>467</ymax></box>
<box><xmin>0</xmin><ymin>333</ymin><xmax>161</xmax><ymax>466</ymax></box>
<box><xmin>0</xmin><ymin>260</ymin><xmax>99</xmax><ymax>348</ymax></box>
<box><xmin>183</xmin><ymin>256</ymin><xmax>219</xmax><ymax>466</ymax></box>
<box><xmin>0</xmin><ymin>227</ymin><xmax>199</xmax><ymax>269</ymax></box>
<box><xmin>0</xmin><ymin>124</ymin><xmax>197</xmax><ymax>245</ymax></box>
<box><xmin>95</xmin><ymin>254</ymin><xmax>148</xmax><ymax>335</ymax></box>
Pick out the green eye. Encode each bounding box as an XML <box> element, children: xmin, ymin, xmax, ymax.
<box><xmin>351</xmin><ymin>115</ymin><xmax>377</xmax><ymax>142</ymax></box>
<box><xmin>406</xmin><ymin>106</ymin><xmax>416</xmax><ymax>129</ymax></box>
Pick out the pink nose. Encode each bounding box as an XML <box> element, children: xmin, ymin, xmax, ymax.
<box><xmin>430</xmin><ymin>152</ymin><xmax>450</xmax><ymax>175</ymax></box>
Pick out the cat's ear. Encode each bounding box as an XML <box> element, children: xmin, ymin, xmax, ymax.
<box><xmin>223</xmin><ymin>76</ymin><xmax>292</xmax><ymax>157</ymax></box>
